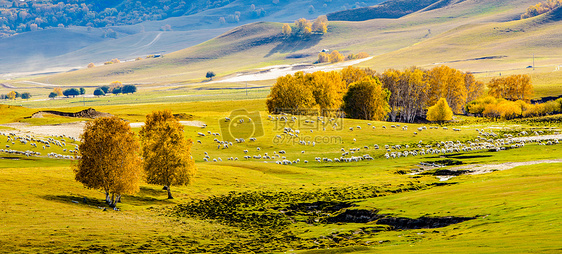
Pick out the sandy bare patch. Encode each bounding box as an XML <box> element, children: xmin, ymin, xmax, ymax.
<box><xmin>0</xmin><ymin>122</ymin><xmax>86</xmax><ymax>139</ymax></box>
<box><xmin>213</xmin><ymin>57</ymin><xmax>374</xmax><ymax>83</ymax></box>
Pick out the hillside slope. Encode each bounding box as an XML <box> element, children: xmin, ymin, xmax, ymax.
<box><xmin>0</xmin><ymin>0</ymin><xmax>384</xmax><ymax>76</ymax></box>
<box><xmin>358</xmin><ymin>1</ymin><xmax>562</xmax><ymax>72</ymax></box>
<box><xmin>26</xmin><ymin>0</ymin><xmax>557</xmax><ymax>88</ymax></box>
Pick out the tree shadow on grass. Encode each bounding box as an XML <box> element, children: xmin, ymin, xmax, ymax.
<box><xmin>42</xmin><ymin>188</ymin><xmax>174</xmax><ymax>208</ymax></box>
<box><xmin>265</xmin><ymin>34</ymin><xmax>323</xmax><ymax>58</ymax></box>
<box><xmin>42</xmin><ymin>194</ymin><xmax>107</xmax><ymax>207</ymax></box>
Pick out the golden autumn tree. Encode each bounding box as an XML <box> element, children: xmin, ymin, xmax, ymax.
<box><xmin>140</xmin><ymin>110</ymin><xmax>196</xmax><ymax>199</ymax></box>
<box><xmin>74</xmin><ymin>116</ymin><xmax>142</xmax><ymax>208</ymax></box>
<box><xmin>318</xmin><ymin>52</ymin><xmax>330</xmax><ymax>63</ymax></box>
<box><xmin>427</xmin><ymin>65</ymin><xmax>467</xmax><ymax>114</ymax></box>
<box><xmin>266</xmin><ymin>72</ymin><xmax>316</xmax><ymax>113</ymax></box>
<box><xmin>329</xmin><ymin>50</ymin><xmax>344</xmax><ymax>63</ymax></box>
<box><xmin>87</xmin><ymin>62</ymin><xmax>95</xmax><ymax>68</ymax></box>
<box><xmin>496</xmin><ymin>100</ymin><xmax>522</xmax><ymax>119</ymax></box>
<box><xmin>340</xmin><ymin>66</ymin><xmax>376</xmax><ymax>86</ymax></box>
<box><xmin>487</xmin><ymin>74</ymin><xmax>533</xmax><ymax>102</ymax></box>
<box><xmin>7</xmin><ymin>91</ymin><xmax>16</xmax><ymax>100</ymax></box>
<box><xmin>294</xmin><ymin>18</ymin><xmax>312</xmax><ymax>34</ymax></box>
<box><xmin>309</xmin><ymin>71</ymin><xmax>346</xmax><ymax>110</ymax></box>
<box><xmin>343</xmin><ymin>76</ymin><xmax>391</xmax><ymax>120</ymax></box>
<box><xmin>282</xmin><ymin>23</ymin><xmax>292</xmax><ymax>36</ymax></box>
<box><xmin>464</xmin><ymin>72</ymin><xmax>485</xmax><ymax>103</ymax></box>
<box><xmin>426</xmin><ymin>98</ymin><xmax>453</xmax><ymax>124</ymax></box>
<box><xmin>312</xmin><ymin>15</ymin><xmax>328</xmax><ymax>33</ymax></box>
<box><xmin>53</xmin><ymin>87</ymin><xmax>63</xmax><ymax>96</ymax></box>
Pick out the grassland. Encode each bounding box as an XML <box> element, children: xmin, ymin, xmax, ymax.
<box><xmin>1</xmin><ymin>95</ymin><xmax>561</xmax><ymax>252</ymax></box>
<box><xmin>1</xmin><ymin>0</ymin><xmax>562</xmax><ymax>252</ymax></box>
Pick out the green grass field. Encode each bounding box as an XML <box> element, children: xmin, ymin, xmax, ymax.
<box><xmin>1</xmin><ymin>0</ymin><xmax>562</xmax><ymax>252</ymax></box>
<box><xmin>1</xmin><ymin>95</ymin><xmax>561</xmax><ymax>252</ymax></box>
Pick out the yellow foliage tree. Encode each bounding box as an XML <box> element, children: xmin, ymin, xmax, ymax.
<box><xmin>294</xmin><ymin>18</ymin><xmax>312</xmax><ymax>34</ymax></box>
<box><xmin>282</xmin><ymin>23</ymin><xmax>292</xmax><ymax>36</ymax></box>
<box><xmin>140</xmin><ymin>110</ymin><xmax>197</xmax><ymax>199</ymax></box>
<box><xmin>426</xmin><ymin>97</ymin><xmax>453</xmax><ymax>123</ymax></box>
<box><xmin>266</xmin><ymin>71</ymin><xmax>348</xmax><ymax>112</ymax></box>
<box><xmin>496</xmin><ymin>100</ymin><xmax>522</xmax><ymax>119</ymax></box>
<box><xmin>356</xmin><ymin>52</ymin><xmax>369</xmax><ymax>59</ymax></box>
<box><xmin>343</xmin><ymin>77</ymin><xmax>390</xmax><ymax>120</ymax></box>
<box><xmin>303</xmin><ymin>26</ymin><xmax>312</xmax><ymax>35</ymax></box>
<box><xmin>53</xmin><ymin>87</ymin><xmax>63</xmax><ymax>96</ymax></box>
<box><xmin>111</xmin><ymin>58</ymin><xmax>121</xmax><ymax>64</ymax></box>
<box><xmin>483</xmin><ymin>103</ymin><xmax>501</xmax><ymax>120</ymax></box>
<box><xmin>464</xmin><ymin>72</ymin><xmax>485</xmax><ymax>103</ymax></box>
<box><xmin>266</xmin><ymin>72</ymin><xmax>316</xmax><ymax>112</ymax></box>
<box><xmin>87</xmin><ymin>62</ymin><xmax>95</xmax><ymax>68</ymax></box>
<box><xmin>7</xmin><ymin>91</ymin><xmax>16</xmax><ymax>100</ymax></box>
<box><xmin>487</xmin><ymin>74</ymin><xmax>533</xmax><ymax>102</ymax></box>
<box><xmin>74</xmin><ymin>116</ymin><xmax>142</xmax><ymax>207</ymax></box>
<box><xmin>521</xmin><ymin>0</ymin><xmax>562</xmax><ymax>19</ymax></box>
<box><xmin>340</xmin><ymin>66</ymin><xmax>375</xmax><ymax>86</ymax></box>
<box><xmin>312</xmin><ymin>15</ymin><xmax>328</xmax><ymax>33</ymax></box>
<box><xmin>309</xmin><ymin>71</ymin><xmax>346</xmax><ymax>110</ymax></box>
<box><xmin>318</xmin><ymin>52</ymin><xmax>330</xmax><ymax>63</ymax></box>
<box><xmin>329</xmin><ymin>50</ymin><xmax>344</xmax><ymax>63</ymax></box>
<box><xmin>427</xmin><ymin>65</ymin><xmax>467</xmax><ymax>114</ymax></box>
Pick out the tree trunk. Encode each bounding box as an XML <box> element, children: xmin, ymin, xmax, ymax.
<box><xmin>116</xmin><ymin>194</ymin><xmax>121</xmax><ymax>203</ymax></box>
<box><xmin>105</xmin><ymin>192</ymin><xmax>111</xmax><ymax>204</ymax></box>
<box><xmin>167</xmin><ymin>186</ymin><xmax>173</xmax><ymax>199</ymax></box>
<box><xmin>109</xmin><ymin>193</ymin><xmax>116</xmax><ymax>207</ymax></box>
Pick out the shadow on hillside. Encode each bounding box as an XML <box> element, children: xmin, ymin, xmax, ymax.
<box><xmin>265</xmin><ymin>34</ymin><xmax>323</xmax><ymax>58</ymax></box>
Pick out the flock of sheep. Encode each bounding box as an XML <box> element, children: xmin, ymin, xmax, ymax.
<box><xmin>196</xmin><ymin>115</ymin><xmax>561</xmax><ymax>166</ymax></box>
<box><xmin>2</xmin><ymin>114</ymin><xmax>559</xmax><ymax>165</ymax></box>
<box><xmin>0</xmin><ymin>132</ymin><xmax>78</xmax><ymax>159</ymax></box>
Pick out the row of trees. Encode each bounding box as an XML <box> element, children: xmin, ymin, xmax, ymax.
<box><xmin>1</xmin><ymin>90</ymin><xmax>31</xmax><ymax>100</ymax></box>
<box><xmin>521</xmin><ymin>0</ymin><xmax>562</xmax><ymax>19</ymax></box>
<box><xmin>266</xmin><ymin>65</ymin><xmax>492</xmax><ymax>123</ymax></box>
<box><xmin>49</xmin><ymin>87</ymin><xmax>85</xmax><ymax>99</ymax></box>
<box><xmin>266</xmin><ymin>67</ymin><xmax>391</xmax><ymax>121</ymax></box>
<box><xmin>487</xmin><ymin>74</ymin><xmax>533</xmax><ymax>102</ymax></box>
<box><xmin>94</xmin><ymin>82</ymin><xmax>137</xmax><ymax>96</ymax></box>
<box><xmin>466</xmin><ymin>96</ymin><xmax>562</xmax><ymax>120</ymax></box>
<box><xmin>317</xmin><ymin>51</ymin><xmax>369</xmax><ymax>64</ymax></box>
<box><xmin>75</xmin><ymin>110</ymin><xmax>196</xmax><ymax>207</ymax></box>
<box><xmin>282</xmin><ymin>15</ymin><xmax>328</xmax><ymax>37</ymax></box>
<box><xmin>380</xmin><ymin>66</ymin><xmax>485</xmax><ymax>122</ymax></box>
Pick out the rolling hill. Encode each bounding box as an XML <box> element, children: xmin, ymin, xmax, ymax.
<box><xmin>26</xmin><ymin>0</ymin><xmax>559</xmax><ymax>86</ymax></box>
<box><xmin>0</xmin><ymin>0</ymin><xmax>384</xmax><ymax>76</ymax></box>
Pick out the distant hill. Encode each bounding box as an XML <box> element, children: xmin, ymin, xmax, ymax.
<box><xmin>32</xmin><ymin>0</ymin><xmax>561</xmax><ymax>88</ymax></box>
<box><xmin>0</xmin><ymin>0</ymin><xmax>385</xmax><ymax>75</ymax></box>
<box><xmin>327</xmin><ymin>0</ymin><xmax>441</xmax><ymax>21</ymax></box>
<box><xmin>0</xmin><ymin>0</ymin><xmax>383</xmax><ymax>38</ymax></box>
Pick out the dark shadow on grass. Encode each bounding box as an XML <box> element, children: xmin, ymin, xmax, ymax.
<box><xmin>138</xmin><ymin>186</ymin><xmax>167</xmax><ymax>196</ymax></box>
<box><xmin>265</xmin><ymin>34</ymin><xmax>323</xmax><ymax>57</ymax></box>
<box><xmin>446</xmin><ymin>154</ymin><xmax>493</xmax><ymax>159</ymax></box>
<box><xmin>42</xmin><ymin>191</ymin><xmax>174</xmax><ymax>207</ymax></box>
<box><xmin>42</xmin><ymin>195</ymin><xmax>107</xmax><ymax>207</ymax></box>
